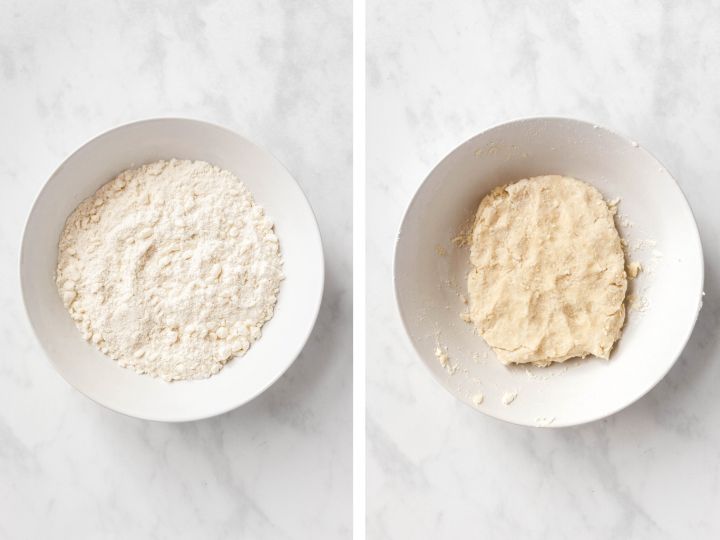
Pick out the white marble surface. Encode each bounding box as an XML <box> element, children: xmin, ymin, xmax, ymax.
<box><xmin>367</xmin><ymin>1</ymin><xmax>720</xmax><ymax>538</ymax></box>
<box><xmin>0</xmin><ymin>1</ymin><xmax>351</xmax><ymax>538</ymax></box>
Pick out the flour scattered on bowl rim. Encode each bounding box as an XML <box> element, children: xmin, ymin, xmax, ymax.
<box><xmin>56</xmin><ymin>159</ymin><xmax>284</xmax><ymax>381</ymax></box>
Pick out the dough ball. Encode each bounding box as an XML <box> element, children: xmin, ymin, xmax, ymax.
<box><xmin>467</xmin><ymin>175</ymin><xmax>627</xmax><ymax>366</ymax></box>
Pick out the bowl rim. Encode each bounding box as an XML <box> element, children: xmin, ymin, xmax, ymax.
<box><xmin>393</xmin><ymin>115</ymin><xmax>705</xmax><ymax>428</ymax></box>
<box><xmin>19</xmin><ymin>116</ymin><xmax>325</xmax><ymax>422</ymax></box>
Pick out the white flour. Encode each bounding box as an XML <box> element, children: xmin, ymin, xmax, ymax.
<box><xmin>56</xmin><ymin>159</ymin><xmax>284</xmax><ymax>381</ymax></box>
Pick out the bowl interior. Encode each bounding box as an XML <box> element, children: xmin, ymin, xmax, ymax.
<box><xmin>21</xmin><ymin>119</ymin><xmax>324</xmax><ymax>421</ymax></box>
<box><xmin>395</xmin><ymin>117</ymin><xmax>703</xmax><ymax>427</ymax></box>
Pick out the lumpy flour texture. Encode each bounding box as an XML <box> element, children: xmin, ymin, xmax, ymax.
<box><xmin>56</xmin><ymin>159</ymin><xmax>284</xmax><ymax>381</ymax></box>
<box><xmin>467</xmin><ymin>175</ymin><xmax>627</xmax><ymax>366</ymax></box>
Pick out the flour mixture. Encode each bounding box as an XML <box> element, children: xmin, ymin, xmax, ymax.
<box><xmin>56</xmin><ymin>159</ymin><xmax>284</xmax><ymax>381</ymax></box>
<box><xmin>467</xmin><ymin>175</ymin><xmax>626</xmax><ymax>366</ymax></box>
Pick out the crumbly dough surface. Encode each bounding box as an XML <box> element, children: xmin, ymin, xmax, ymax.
<box><xmin>56</xmin><ymin>159</ymin><xmax>284</xmax><ymax>381</ymax></box>
<box><xmin>467</xmin><ymin>175</ymin><xmax>627</xmax><ymax>366</ymax></box>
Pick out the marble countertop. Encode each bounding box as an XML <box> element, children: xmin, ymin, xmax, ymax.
<box><xmin>0</xmin><ymin>1</ymin><xmax>351</xmax><ymax>538</ymax></box>
<box><xmin>367</xmin><ymin>1</ymin><xmax>720</xmax><ymax>538</ymax></box>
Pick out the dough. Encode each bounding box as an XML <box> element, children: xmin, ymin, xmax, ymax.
<box><xmin>467</xmin><ymin>175</ymin><xmax>627</xmax><ymax>366</ymax></box>
<box><xmin>56</xmin><ymin>159</ymin><xmax>284</xmax><ymax>381</ymax></box>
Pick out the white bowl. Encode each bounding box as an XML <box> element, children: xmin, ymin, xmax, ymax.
<box><xmin>21</xmin><ymin>118</ymin><xmax>324</xmax><ymax>422</ymax></box>
<box><xmin>395</xmin><ymin>117</ymin><xmax>703</xmax><ymax>428</ymax></box>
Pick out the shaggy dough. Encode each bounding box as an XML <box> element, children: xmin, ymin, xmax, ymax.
<box><xmin>467</xmin><ymin>175</ymin><xmax>627</xmax><ymax>366</ymax></box>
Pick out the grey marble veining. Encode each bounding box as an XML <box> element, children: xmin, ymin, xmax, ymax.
<box><xmin>367</xmin><ymin>1</ymin><xmax>720</xmax><ymax>538</ymax></box>
<box><xmin>0</xmin><ymin>1</ymin><xmax>351</xmax><ymax>538</ymax></box>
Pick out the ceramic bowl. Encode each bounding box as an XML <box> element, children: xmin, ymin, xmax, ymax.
<box><xmin>21</xmin><ymin>118</ymin><xmax>324</xmax><ymax>421</ymax></box>
<box><xmin>394</xmin><ymin>117</ymin><xmax>703</xmax><ymax>427</ymax></box>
